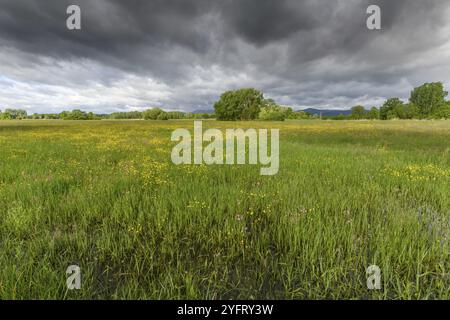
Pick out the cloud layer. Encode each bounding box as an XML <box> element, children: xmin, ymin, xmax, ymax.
<box><xmin>1</xmin><ymin>0</ymin><xmax>450</xmax><ymax>113</ymax></box>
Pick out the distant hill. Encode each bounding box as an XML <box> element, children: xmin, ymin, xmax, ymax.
<box><xmin>301</xmin><ymin>108</ymin><xmax>352</xmax><ymax>116</ymax></box>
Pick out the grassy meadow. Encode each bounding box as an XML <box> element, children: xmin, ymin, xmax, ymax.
<box><xmin>0</xmin><ymin>119</ymin><xmax>449</xmax><ymax>299</ymax></box>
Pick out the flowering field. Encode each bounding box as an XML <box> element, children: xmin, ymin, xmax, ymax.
<box><xmin>0</xmin><ymin>120</ymin><xmax>449</xmax><ymax>299</ymax></box>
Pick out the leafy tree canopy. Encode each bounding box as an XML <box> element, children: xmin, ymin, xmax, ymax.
<box><xmin>214</xmin><ymin>88</ymin><xmax>264</xmax><ymax>121</ymax></box>
<box><xmin>410</xmin><ymin>82</ymin><xmax>448</xmax><ymax>116</ymax></box>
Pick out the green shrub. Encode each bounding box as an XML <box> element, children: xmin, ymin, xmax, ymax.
<box><xmin>258</xmin><ymin>105</ymin><xmax>289</xmax><ymax>121</ymax></box>
<box><xmin>143</xmin><ymin>108</ymin><xmax>164</xmax><ymax>120</ymax></box>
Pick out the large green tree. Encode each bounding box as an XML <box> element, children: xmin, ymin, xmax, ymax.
<box><xmin>367</xmin><ymin>107</ymin><xmax>380</xmax><ymax>120</ymax></box>
<box><xmin>433</xmin><ymin>101</ymin><xmax>450</xmax><ymax>119</ymax></box>
<box><xmin>59</xmin><ymin>109</ymin><xmax>96</xmax><ymax>120</ymax></box>
<box><xmin>350</xmin><ymin>105</ymin><xmax>367</xmax><ymax>119</ymax></box>
<box><xmin>68</xmin><ymin>109</ymin><xmax>88</xmax><ymax>120</ymax></box>
<box><xmin>410</xmin><ymin>82</ymin><xmax>448</xmax><ymax>116</ymax></box>
<box><xmin>143</xmin><ymin>108</ymin><xmax>165</xmax><ymax>120</ymax></box>
<box><xmin>380</xmin><ymin>98</ymin><xmax>403</xmax><ymax>120</ymax></box>
<box><xmin>1</xmin><ymin>109</ymin><xmax>27</xmax><ymax>120</ymax></box>
<box><xmin>214</xmin><ymin>88</ymin><xmax>264</xmax><ymax>120</ymax></box>
<box><xmin>0</xmin><ymin>111</ymin><xmax>12</xmax><ymax>120</ymax></box>
<box><xmin>394</xmin><ymin>103</ymin><xmax>419</xmax><ymax>119</ymax></box>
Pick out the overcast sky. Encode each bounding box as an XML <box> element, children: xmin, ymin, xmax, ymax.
<box><xmin>1</xmin><ymin>0</ymin><xmax>450</xmax><ymax>114</ymax></box>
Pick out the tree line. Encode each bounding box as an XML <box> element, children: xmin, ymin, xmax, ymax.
<box><xmin>213</xmin><ymin>82</ymin><xmax>450</xmax><ymax>121</ymax></box>
<box><xmin>1</xmin><ymin>82</ymin><xmax>449</xmax><ymax>121</ymax></box>
<box><xmin>345</xmin><ymin>83</ymin><xmax>450</xmax><ymax>120</ymax></box>
<box><xmin>0</xmin><ymin>108</ymin><xmax>215</xmax><ymax>121</ymax></box>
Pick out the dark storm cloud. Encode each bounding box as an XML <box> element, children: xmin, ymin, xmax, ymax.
<box><xmin>0</xmin><ymin>0</ymin><xmax>449</xmax><ymax>112</ymax></box>
<box><xmin>219</xmin><ymin>0</ymin><xmax>322</xmax><ymax>46</ymax></box>
<box><xmin>0</xmin><ymin>0</ymin><xmax>218</xmax><ymax>80</ymax></box>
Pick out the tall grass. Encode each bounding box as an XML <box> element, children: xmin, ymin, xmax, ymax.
<box><xmin>0</xmin><ymin>120</ymin><xmax>448</xmax><ymax>299</ymax></box>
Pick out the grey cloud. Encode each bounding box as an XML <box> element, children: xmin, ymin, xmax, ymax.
<box><xmin>0</xmin><ymin>0</ymin><xmax>449</xmax><ymax>113</ymax></box>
